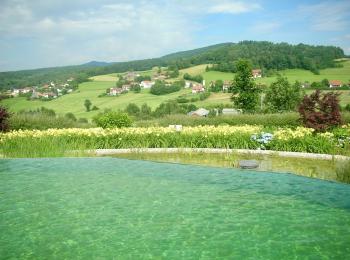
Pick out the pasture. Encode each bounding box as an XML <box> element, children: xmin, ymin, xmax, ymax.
<box><xmin>2</xmin><ymin>60</ymin><xmax>350</xmax><ymax>119</ymax></box>
<box><xmin>178</xmin><ymin>60</ymin><xmax>350</xmax><ymax>86</ymax></box>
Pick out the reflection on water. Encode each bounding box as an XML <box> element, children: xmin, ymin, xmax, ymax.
<box><xmin>111</xmin><ymin>152</ymin><xmax>350</xmax><ymax>184</ymax></box>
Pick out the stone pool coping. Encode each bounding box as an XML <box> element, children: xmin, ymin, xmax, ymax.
<box><xmin>92</xmin><ymin>148</ymin><xmax>350</xmax><ymax>161</ymax></box>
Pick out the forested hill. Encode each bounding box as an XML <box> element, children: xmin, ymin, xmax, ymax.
<box><xmin>0</xmin><ymin>41</ymin><xmax>344</xmax><ymax>91</ymax></box>
<box><xmin>201</xmin><ymin>41</ymin><xmax>345</xmax><ymax>73</ymax></box>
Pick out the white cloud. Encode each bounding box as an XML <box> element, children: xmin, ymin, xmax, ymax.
<box><xmin>298</xmin><ymin>1</ymin><xmax>350</xmax><ymax>31</ymax></box>
<box><xmin>0</xmin><ymin>1</ymin><xmax>197</xmax><ymax>69</ymax></box>
<box><xmin>251</xmin><ymin>22</ymin><xmax>280</xmax><ymax>33</ymax></box>
<box><xmin>209</xmin><ymin>1</ymin><xmax>261</xmax><ymax>14</ymax></box>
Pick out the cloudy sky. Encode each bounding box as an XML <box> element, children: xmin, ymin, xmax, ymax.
<box><xmin>0</xmin><ymin>0</ymin><xmax>349</xmax><ymax>71</ymax></box>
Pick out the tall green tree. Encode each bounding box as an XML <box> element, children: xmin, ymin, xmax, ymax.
<box><xmin>210</xmin><ymin>80</ymin><xmax>223</xmax><ymax>92</ymax></box>
<box><xmin>264</xmin><ymin>76</ymin><xmax>303</xmax><ymax>112</ymax></box>
<box><xmin>84</xmin><ymin>99</ymin><xmax>92</xmax><ymax>112</ymax></box>
<box><xmin>231</xmin><ymin>59</ymin><xmax>260</xmax><ymax>112</ymax></box>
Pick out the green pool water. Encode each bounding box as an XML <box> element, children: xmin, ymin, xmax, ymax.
<box><xmin>1</xmin><ymin>158</ymin><xmax>350</xmax><ymax>259</ymax></box>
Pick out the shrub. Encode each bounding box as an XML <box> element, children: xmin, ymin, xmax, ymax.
<box><xmin>298</xmin><ymin>90</ymin><xmax>341</xmax><ymax>132</ymax></box>
<box><xmin>152</xmin><ymin>101</ymin><xmax>187</xmax><ymax>118</ymax></box>
<box><xmin>9</xmin><ymin>113</ymin><xmax>90</xmax><ymax>130</ymax></box>
<box><xmin>84</xmin><ymin>99</ymin><xmax>92</xmax><ymax>112</ymax></box>
<box><xmin>345</xmin><ymin>104</ymin><xmax>350</xmax><ymax>112</ymax></box>
<box><xmin>91</xmin><ymin>106</ymin><xmax>99</xmax><ymax>111</ymax></box>
<box><xmin>176</xmin><ymin>96</ymin><xmax>189</xmax><ymax>103</ymax></box>
<box><xmin>125</xmin><ymin>103</ymin><xmax>140</xmax><ymax>116</ymax></box>
<box><xmin>150</xmin><ymin>80</ymin><xmax>182</xmax><ymax>95</ymax></box>
<box><xmin>0</xmin><ymin>106</ymin><xmax>11</xmax><ymax>132</ymax></box>
<box><xmin>65</xmin><ymin>113</ymin><xmax>77</xmax><ymax>122</ymax></box>
<box><xmin>78</xmin><ymin>118</ymin><xmax>88</xmax><ymax>123</ymax></box>
<box><xmin>183</xmin><ymin>73</ymin><xmax>203</xmax><ymax>83</ymax></box>
<box><xmin>130</xmin><ymin>84</ymin><xmax>141</xmax><ymax>93</ymax></box>
<box><xmin>135</xmin><ymin>113</ymin><xmax>301</xmax><ymax>127</ymax></box>
<box><xmin>93</xmin><ymin>112</ymin><xmax>132</xmax><ymax>128</ymax></box>
<box><xmin>140</xmin><ymin>103</ymin><xmax>152</xmax><ymax>119</ymax></box>
<box><xmin>199</xmin><ymin>92</ymin><xmax>211</xmax><ymax>101</ymax></box>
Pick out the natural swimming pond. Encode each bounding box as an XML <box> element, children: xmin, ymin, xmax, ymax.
<box><xmin>112</xmin><ymin>152</ymin><xmax>350</xmax><ymax>184</ymax></box>
<box><xmin>1</xmin><ymin>157</ymin><xmax>350</xmax><ymax>258</ymax></box>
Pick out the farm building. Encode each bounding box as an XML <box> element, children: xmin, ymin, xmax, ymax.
<box><xmin>222</xmin><ymin>108</ymin><xmax>242</xmax><ymax>115</ymax></box>
<box><xmin>109</xmin><ymin>88</ymin><xmax>123</xmax><ymax>96</ymax></box>
<box><xmin>329</xmin><ymin>80</ymin><xmax>342</xmax><ymax>88</ymax></box>
<box><xmin>223</xmin><ymin>81</ymin><xmax>232</xmax><ymax>91</ymax></box>
<box><xmin>192</xmin><ymin>84</ymin><xmax>205</xmax><ymax>94</ymax></box>
<box><xmin>140</xmin><ymin>81</ymin><xmax>155</xmax><ymax>89</ymax></box>
<box><xmin>188</xmin><ymin>108</ymin><xmax>209</xmax><ymax>117</ymax></box>
<box><xmin>252</xmin><ymin>69</ymin><xmax>262</xmax><ymax>78</ymax></box>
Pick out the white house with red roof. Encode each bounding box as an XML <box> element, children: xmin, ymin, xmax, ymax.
<box><xmin>192</xmin><ymin>83</ymin><xmax>205</xmax><ymax>94</ymax></box>
<box><xmin>140</xmin><ymin>80</ymin><xmax>155</xmax><ymax>89</ymax></box>
<box><xmin>329</xmin><ymin>80</ymin><xmax>342</xmax><ymax>88</ymax></box>
<box><xmin>109</xmin><ymin>88</ymin><xmax>123</xmax><ymax>96</ymax></box>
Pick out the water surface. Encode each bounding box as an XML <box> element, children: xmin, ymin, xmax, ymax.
<box><xmin>1</xmin><ymin>158</ymin><xmax>350</xmax><ymax>259</ymax></box>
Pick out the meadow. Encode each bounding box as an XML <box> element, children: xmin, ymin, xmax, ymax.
<box><xmin>182</xmin><ymin>60</ymin><xmax>350</xmax><ymax>85</ymax></box>
<box><xmin>2</xmin><ymin>60</ymin><xmax>350</xmax><ymax>119</ymax></box>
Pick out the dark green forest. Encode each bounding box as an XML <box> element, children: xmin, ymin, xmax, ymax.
<box><xmin>0</xmin><ymin>41</ymin><xmax>344</xmax><ymax>91</ymax></box>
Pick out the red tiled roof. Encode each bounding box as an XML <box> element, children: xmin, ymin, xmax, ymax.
<box><xmin>329</xmin><ymin>80</ymin><xmax>342</xmax><ymax>85</ymax></box>
<box><xmin>192</xmin><ymin>84</ymin><xmax>204</xmax><ymax>90</ymax></box>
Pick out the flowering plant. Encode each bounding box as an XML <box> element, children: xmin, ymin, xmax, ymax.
<box><xmin>251</xmin><ymin>132</ymin><xmax>273</xmax><ymax>149</ymax></box>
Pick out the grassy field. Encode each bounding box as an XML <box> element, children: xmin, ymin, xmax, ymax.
<box><xmin>89</xmin><ymin>73</ymin><xmax>119</xmax><ymax>82</ymax></box>
<box><xmin>2</xmin><ymin>61</ymin><xmax>350</xmax><ymax>119</ymax></box>
<box><xmin>89</xmin><ymin>67</ymin><xmax>158</xmax><ymax>82</ymax></box>
<box><xmin>178</xmin><ymin>60</ymin><xmax>350</xmax><ymax>85</ymax></box>
<box><xmin>2</xmin><ymin>81</ymin><xmax>193</xmax><ymax>119</ymax></box>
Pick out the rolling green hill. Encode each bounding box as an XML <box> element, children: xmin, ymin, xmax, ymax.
<box><xmin>0</xmin><ymin>41</ymin><xmax>345</xmax><ymax>91</ymax></box>
<box><xmin>2</xmin><ymin>59</ymin><xmax>350</xmax><ymax>120</ymax></box>
<box><xmin>2</xmin><ymin>82</ymin><xmax>193</xmax><ymax>119</ymax></box>
<box><xmin>181</xmin><ymin>59</ymin><xmax>350</xmax><ymax>85</ymax></box>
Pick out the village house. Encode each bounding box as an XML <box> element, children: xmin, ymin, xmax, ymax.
<box><xmin>31</xmin><ymin>90</ymin><xmax>40</xmax><ymax>99</ymax></box>
<box><xmin>121</xmin><ymin>84</ymin><xmax>131</xmax><ymax>92</ymax></box>
<box><xmin>188</xmin><ymin>108</ymin><xmax>209</xmax><ymax>117</ymax></box>
<box><xmin>124</xmin><ymin>71</ymin><xmax>140</xmax><ymax>81</ymax></box>
<box><xmin>109</xmin><ymin>88</ymin><xmax>123</xmax><ymax>96</ymax></box>
<box><xmin>192</xmin><ymin>83</ymin><xmax>205</xmax><ymax>94</ymax></box>
<box><xmin>329</xmin><ymin>80</ymin><xmax>342</xmax><ymax>88</ymax></box>
<box><xmin>252</xmin><ymin>69</ymin><xmax>262</xmax><ymax>78</ymax></box>
<box><xmin>140</xmin><ymin>80</ymin><xmax>155</xmax><ymax>89</ymax></box>
<box><xmin>185</xmin><ymin>81</ymin><xmax>192</xmax><ymax>88</ymax></box>
<box><xmin>11</xmin><ymin>89</ymin><xmax>20</xmax><ymax>96</ymax></box>
<box><xmin>153</xmin><ymin>73</ymin><xmax>167</xmax><ymax>81</ymax></box>
<box><xmin>40</xmin><ymin>92</ymin><xmax>57</xmax><ymax>99</ymax></box>
<box><xmin>20</xmin><ymin>87</ymin><xmax>33</xmax><ymax>94</ymax></box>
<box><xmin>223</xmin><ymin>80</ymin><xmax>231</xmax><ymax>92</ymax></box>
<box><xmin>56</xmin><ymin>88</ymin><xmax>62</xmax><ymax>95</ymax></box>
<box><xmin>67</xmin><ymin>77</ymin><xmax>74</xmax><ymax>82</ymax></box>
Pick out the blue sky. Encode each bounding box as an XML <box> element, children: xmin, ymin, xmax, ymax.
<box><xmin>0</xmin><ymin>0</ymin><xmax>349</xmax><ymax>71</ymax></box>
